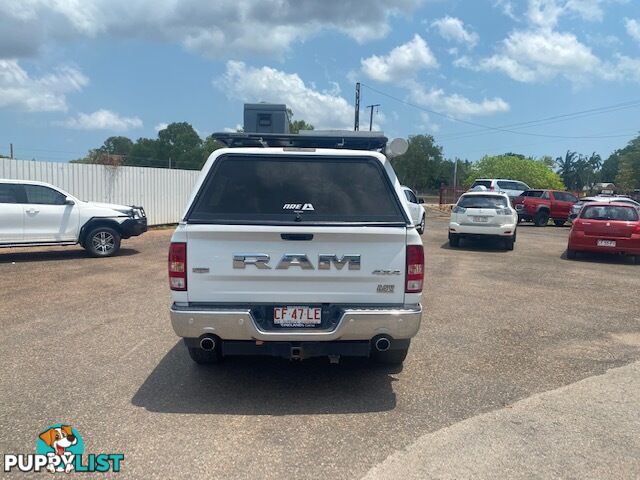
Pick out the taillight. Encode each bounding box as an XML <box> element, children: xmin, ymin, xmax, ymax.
<box><xmin>169</xmin><ymin>242</ymin><xmax>187</xmax><ymax>291</ymax></box>
<box><xmin>572</xmin><ymin>219</ymin><xmax>584</xmax><ymax>232</ymax></box>
<box><xmin>633</xmin><ymin>222</ymin><xmax>640</xmax><ymax>234</ymax></box>
<box><xmin>405</xmin><ymin>244</ymin><xmax>424</xmax><ymax>293</ymax></box>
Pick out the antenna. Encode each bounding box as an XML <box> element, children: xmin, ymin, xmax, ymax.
<box><xmin>354</xmin><ymin>83</ymin><xmax>361</xmax><ymax>131</ymax></box>
<box><xmin>366</xmin><ymin>104</ymin><xmax>380</xmax><ymax>131</ymax></box>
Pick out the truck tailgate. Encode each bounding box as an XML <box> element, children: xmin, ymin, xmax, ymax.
<box><xmin>185</xmin><ymin>224</ymin><xmax>407</xmax><ymax>304</ymax></box>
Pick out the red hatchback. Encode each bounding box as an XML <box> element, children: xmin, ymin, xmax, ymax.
<box><xmin>567</xmin><ymin>202</ymin><xmax>640</xmax><ymax>263</ymax></box>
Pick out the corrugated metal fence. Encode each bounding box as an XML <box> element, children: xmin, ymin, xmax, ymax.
<box><xmin>0</xmin><ymin>158</ymin><xmax>200</xmax><ymax>225</ymax></box>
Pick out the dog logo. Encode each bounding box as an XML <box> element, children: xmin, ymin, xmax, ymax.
<box><xmin>37</xmin><ymin>425</ymin><xmax>83</xmax><ymax>473</ymax></box>
<box><xmin>3</xmin><ymin>424</ymin><xmax>123</xmax><ymax>474</ymax></box>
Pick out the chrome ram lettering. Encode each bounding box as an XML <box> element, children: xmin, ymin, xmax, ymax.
<box><xmin>318</xmin><ymin>254</ymin><xmax>361</xmax><ymax>270</ymax></box>
<box><xmin>233</xmin><ymin>254</ymin><xmax>271</xmax><ymax>269</ymax></box>
<box><xmin>233</xmin><ymin>254</ymin><xmax>361</xmax><ymax>270</ymax></box>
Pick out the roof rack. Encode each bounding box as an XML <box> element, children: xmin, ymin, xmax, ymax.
<box><xmin>211</xmin><ymin>131</ymin><xmax>388</xmax><ymax>151</ymax></box>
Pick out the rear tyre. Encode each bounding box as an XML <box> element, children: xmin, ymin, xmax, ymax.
<box><xmin>566</xmin><ymin>249</ymin><xmax>577</xmax><ymax>260</ymax></box>
<box><xmin>372</xmin><ymin>346</ymin><xmax>409</xmax><ymax>366</ymax></box>
<box><xmin>504</xmin><ymin>237</ymin><xmax>515</xmax><ymax>251</ymax></box>
<box><xmin>449</xmin><ymin>233</ymin><xmax>460</xmax><ymax>247</ymax></box>
<box><xmin>186</xmin><ymin>341</ymin><xmax>221</xmax><ymax>365</ymax></box>
<box><xmin>85</xmin><ymin>226</ymin><xmax>121</xmax><ymax>257</ymax></box>
<box><xmin>534</xmin><ymin>211</ymin><xmax>550</xmax><ymax>227</ymax></box>
<box><xmin>554</xmin><ymin>219</ymin><xmax>566</xmax><ymax>227</ymax></box>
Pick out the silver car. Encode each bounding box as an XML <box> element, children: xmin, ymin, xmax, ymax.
<box><xmin>470</xmin><ymin>179</ymin><xmax>531</xmax><ymax>198</ymax></box>
<box><xmin>569</xmin><ymin>195</ymin><xmax>640</xmax><ymax>221</ymax></box>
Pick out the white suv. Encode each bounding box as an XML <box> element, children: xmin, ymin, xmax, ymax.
<box><xmin>401</xmin><ymin>186</ymin><xmax>426</xmax><ymax>234</ymax></box>
<box><xmin>169</xmin><ymin>132</ymin><xmax>424</xmax><ymax>366</ymax></box>
<box><xmin>449</xmin><ymin>191</ymin><xmax>518</xmax><ymax>250</ymax></box>
<box><xmin>471</xmin><ymin>179</ymin><xmax>530</xmax><ymax>198</ymax></box>
<box><xmin>0</xmin><ymin>179</ymin><xmax>147</xmax><ymax>256</ymax></box>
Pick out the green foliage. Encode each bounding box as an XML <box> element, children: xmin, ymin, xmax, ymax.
<box><xmin>287</xmin><ymin>109</ymin><xmax>314</xmax><ymax>133</ymax></box>
<box><xmin>615</xmin><ymin>136</ymin><xmax>640</xmax><ymax>190</ymax></box>
<box><xmin>391</xmin><ymin>134</ymin><xmax>470</xmax><ymax>191</ymax></box>
<box><xmin>465</xmin><ymin>154</ymin><xmax>565</xmax><ymax>190</ymax></box>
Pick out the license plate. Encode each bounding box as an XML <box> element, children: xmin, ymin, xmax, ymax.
<box><xmin>274</xmin><ymin>306</ymin><xmax>322</xmax><ymax>326</ymax></box>
<box><xmin>597</xmin><ymin>239</ymin><xmax>616</xmax><ymax>247</ymax></box>
<box><xmin>472</xmin><ymin>216</ymin><xmax>489</xmax><ymax>222</ymax></box>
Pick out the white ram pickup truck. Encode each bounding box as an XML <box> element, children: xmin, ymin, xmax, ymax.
<box><xmin>169</xmin><ymin>133</ymin><xmax>424</xmax><ymax>365</ymax></box>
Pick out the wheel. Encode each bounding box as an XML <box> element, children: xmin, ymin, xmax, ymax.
<box><xmin>372</xmin><ymin>346</ymin><xmax>409</xmax><ymax>366</ymax></box>
<box><xmin>633</xmin><ymin>255</ymin><xmax>640</xmax><ymax>265</ymax></box>
<box><xmin>185</xmin><ymin>340</ymin><xmax>221</xmax><ymax>364</ymax></box>
<box><xmin>534</xmin><ymin>211</ymin><xmax>550</xmax><ymax>227</ymax></box>
<box><xmin>504</xmin><ymin>237</ymin><xmax>515</xmax><ymax>250</ymax></box>
<box><xmin>417</xmin><ymin>215</ymin><xmax>425</xmax><ymax>235</ymax></box>
<box><xmin>566</xmin><ymin>249</ymin><xmax>577</xmax><ymax>260</ymax></box>
<box><xmin>554</xmin><ymin>219</ymin><xmax>566</xmax><ymax>227</ymax></box>
<box><xmin>449</xmin><ymin>233</ymin><xmax>460</xmax><ymax>247</ymax></box>
<box><xmin>85</xmin><ymin>227</ymin><xmax>121</xmax><ymax>257</ymax></box>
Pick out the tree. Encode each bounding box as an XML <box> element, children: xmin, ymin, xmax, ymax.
<box><xmin>390</xmin><ymin>134</ymin><xmax>445</xmax><ymax>191</ymax></box>
<box><xmin>555</xmin><ymin>150</ymin><xmax>577</xmax><ymax>189</ymax></box>
<box><xmin>615</xmin><ymin>135</ymin><xmax>640</xmax><ymax>190</ymax></box>
<box><xmin>465</xmin><ymin>154</ymin><xmax>565</xmax><ymax>190</ymax></box>
<box><xmin>287</xmin><ymin>109</ymin><xmax>314</xmax><ymax>133</ymax></box>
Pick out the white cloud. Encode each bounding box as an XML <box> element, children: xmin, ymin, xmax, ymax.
<box><xmin>56</xmin><ymin>109</ymin><xmax>143</xmax><ymax>131</ymax></box>
<box><xmin>216</xmin><ymin>61</ymin><xmax>353</xmax><ymax>130</ymax></box>
<box><xmin>0</xmin><ymin>60</ymin><xmax>87</xmax><ymax>112</ymax></box>
<box><xmin>526</xmin><ymin>0</ymin><xmax>605</xmax><ymax>28</ymax></box>
<box><xmin>431</xmin><ymin>17</ymin><xmax>479</xmax><ymax>47</ymax></box>
<box><xmin>0</xmin><ymin>0</ymin><xmax>421</xmax><ymax>59</ymax></box>
<box><xmin>360</xmin><ymin>35</ymin><xmax>438</xmax><ymax>83</ymax></box>
<box><xmin>417</xmin><ymin>112</ymin><xmax>440</xmax><ymax>133</ymax></box>
<box><xmin>477</xmin><ymin>30</ymin><xmax>601</xmax><ymax>83</ymax></box>
<box><xmin>407</xmin><ymin>81</ymin><xmax>510</xmax><ymax>117</ymax></box>
<box><xmin>154</xmin><ymin>122</ymin><xmax>168</xmax><ymax>132</ymax></box>
<box><xmin>625</xmin><ymin>18</ymin><xmax>640</xmax><ymax>42</ymax></box>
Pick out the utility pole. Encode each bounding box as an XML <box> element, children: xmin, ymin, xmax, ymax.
<box><xmin>366</xmin><ymin>104</ymin><xmax>380</xmax><ymax>131</ymax></box>
<box><xmin>354</xmin><ymin>83</ymin><xmax>360</xmax><ymax>131</ymax></box>
<box><xmin>10</xmin><ymin>143</ymin><xmax>13</xmax><ymax>159</ymax></box>
<box><xmin>453</xmin><ymin>158</ymin><xmax>458</xmax><ymax>188</ymax></box>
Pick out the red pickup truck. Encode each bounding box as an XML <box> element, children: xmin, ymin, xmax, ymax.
<box><xmin>512</xmin><ymin>190</ymin><xmax>578</xmax><ymax>226</ymax></box>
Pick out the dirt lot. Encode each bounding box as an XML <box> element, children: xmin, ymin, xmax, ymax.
<box><xmin>1</xmin><ymin>213</ymin><xmax>639</xmax><ymax>479</ymax></box>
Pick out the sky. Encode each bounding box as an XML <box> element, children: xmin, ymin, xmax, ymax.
<box><xmin>1</xmin><ymin>0</ymin><xmax>640</xmax><ymax>164</ymax></box>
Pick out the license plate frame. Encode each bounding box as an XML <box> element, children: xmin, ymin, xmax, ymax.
<box><xmin>597</xmin><ymin>239</ymin><xmax>616</xmax><ymax>247</ymax></box>
<box><xmin>273</xmin><ymin>306</ymin><xmax>322</xmax><ymax>327</ymax></box>
<box><xmin>472</xmin><ymin>216</ymin><xmax>489</xmax><ymax>223</ymax></box>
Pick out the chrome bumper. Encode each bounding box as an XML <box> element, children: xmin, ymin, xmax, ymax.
<box><xmin>170</xmin><ymin>304</ymin><xmax>422</xmax><ymax>341</ymax></box>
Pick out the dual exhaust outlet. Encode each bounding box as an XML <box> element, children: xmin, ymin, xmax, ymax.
<box><xmin>198</xmin><ymin>335</ymin><xmax>392</xmax><ymax>353</ymax></box>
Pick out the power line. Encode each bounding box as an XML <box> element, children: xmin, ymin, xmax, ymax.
<box><xmin>360</xmin><ymin>82</ymin><xmax>640</xmax><ymax>140</ymax></box>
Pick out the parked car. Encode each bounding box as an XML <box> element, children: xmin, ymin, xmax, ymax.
<box><xmin>449</xmin><ymin>191</ymin><xmax>518</xmax><ymax>250</ymax></box>
<box><xmin>169</xmin><ymin>131</ymin><xmax>424</xmax><ymax>366</ymax></box>
<box><xmin>569</xmin><ymin>195</ymin><xmax>640</xmax><ymax>222</ymax></box>
<box><xmin>470</xmin><ymin>179</ymin><xmax>530</xmax><ymax>198</ymax></box>
<box><xmin>512</xmin><ymin>189</ymin><xmax>578</xmax><ymax>226</ymax></box>
<box><xmin>401</xmin><ymin>186</ymin><xmax>426</xmax><ymax>234</ymax></box>
<box><xmin>0</xmin><ymin>179</ymin><xmax>147</xmax><ymax>257</ymax></box>
<box><xmin>567</xmin><ymin>202</ymin><xmax>640</xmax><ymax>264</ymax></box>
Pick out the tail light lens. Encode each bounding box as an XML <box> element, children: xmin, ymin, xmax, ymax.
<box><xmin>169</xmin><ymin>242</ymin><xmax>187</xmax><ymax>291</ymax></box>
<box><xmin>572</xmin><ymin>219</ymin><xmax>584</xmax><ymax>232</ymax></box>
<box><xmin>405</xmin><ymin>244</ymin><xmax>424</xmax><ymax>293</ymax></box>
<box><xmin>633</xmin><ymin>222</ymin><xmax>640</xmax><ymax>234</ymax></box>
<box><xmin>452</xmin><ymin>205</ymin><xmax>466</xmax><ymax>213</ymax></box>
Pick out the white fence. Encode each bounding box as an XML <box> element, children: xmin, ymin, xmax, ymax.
<box><xmin>0</xmin><ymin>158</ymin><xmax>200</xmax><ymax>225</ymax></box>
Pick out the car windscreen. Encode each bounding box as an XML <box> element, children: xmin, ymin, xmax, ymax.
<box><xmin>580</xmin><ymin>205</ymin><xmax>639</xmax><ymax>221</ymax></box>
<box><xmin>457</xmin><ymin>195</ymin><xmax>508</xmax><ymax>208</ymax></box>
<box><xmin>187</xmin><ymin>154</ymin><xmax>407</xmax><ymax>224</ymax></box>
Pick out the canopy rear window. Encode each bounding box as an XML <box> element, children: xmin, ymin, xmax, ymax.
<box><xmin>187</xmin><ymin>155</ymin><xmax>406</xmax><ymax>224</ymax></box>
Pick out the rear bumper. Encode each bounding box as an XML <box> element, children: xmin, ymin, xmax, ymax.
<box><xmin>449</xmin><ymin>222</ymin><xmax>516</xmax><ymax>237</ymax></box>
<box><xmin>170</xmin><ymin>303</ymin><xmax>422</xmax><ymax>341</ymax></box>
<box><xmin>569</xmin><ymin>233</ymin><xmax>640</xmax><ymax>255</ymax></box>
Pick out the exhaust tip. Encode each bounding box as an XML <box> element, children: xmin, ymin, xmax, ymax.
<box><xmin>200</xmin><ymin>337</ymin><xmax>216</xmax><ymax>351</ymax></box>
<box><xmin>374</xmin><ymin>337</ymin><xmax>391</xmax><ymax>352</ymax></box>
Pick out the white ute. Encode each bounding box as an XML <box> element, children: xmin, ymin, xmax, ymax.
<box><xmin>0</xmin><ymin>179</ymin><xmax>147</xmax><ymax>257</ymax></box>
<box><xmin>169</xmin><ymin>132</ymin><xmax>424</xmax><ymax>366</ymax></box>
